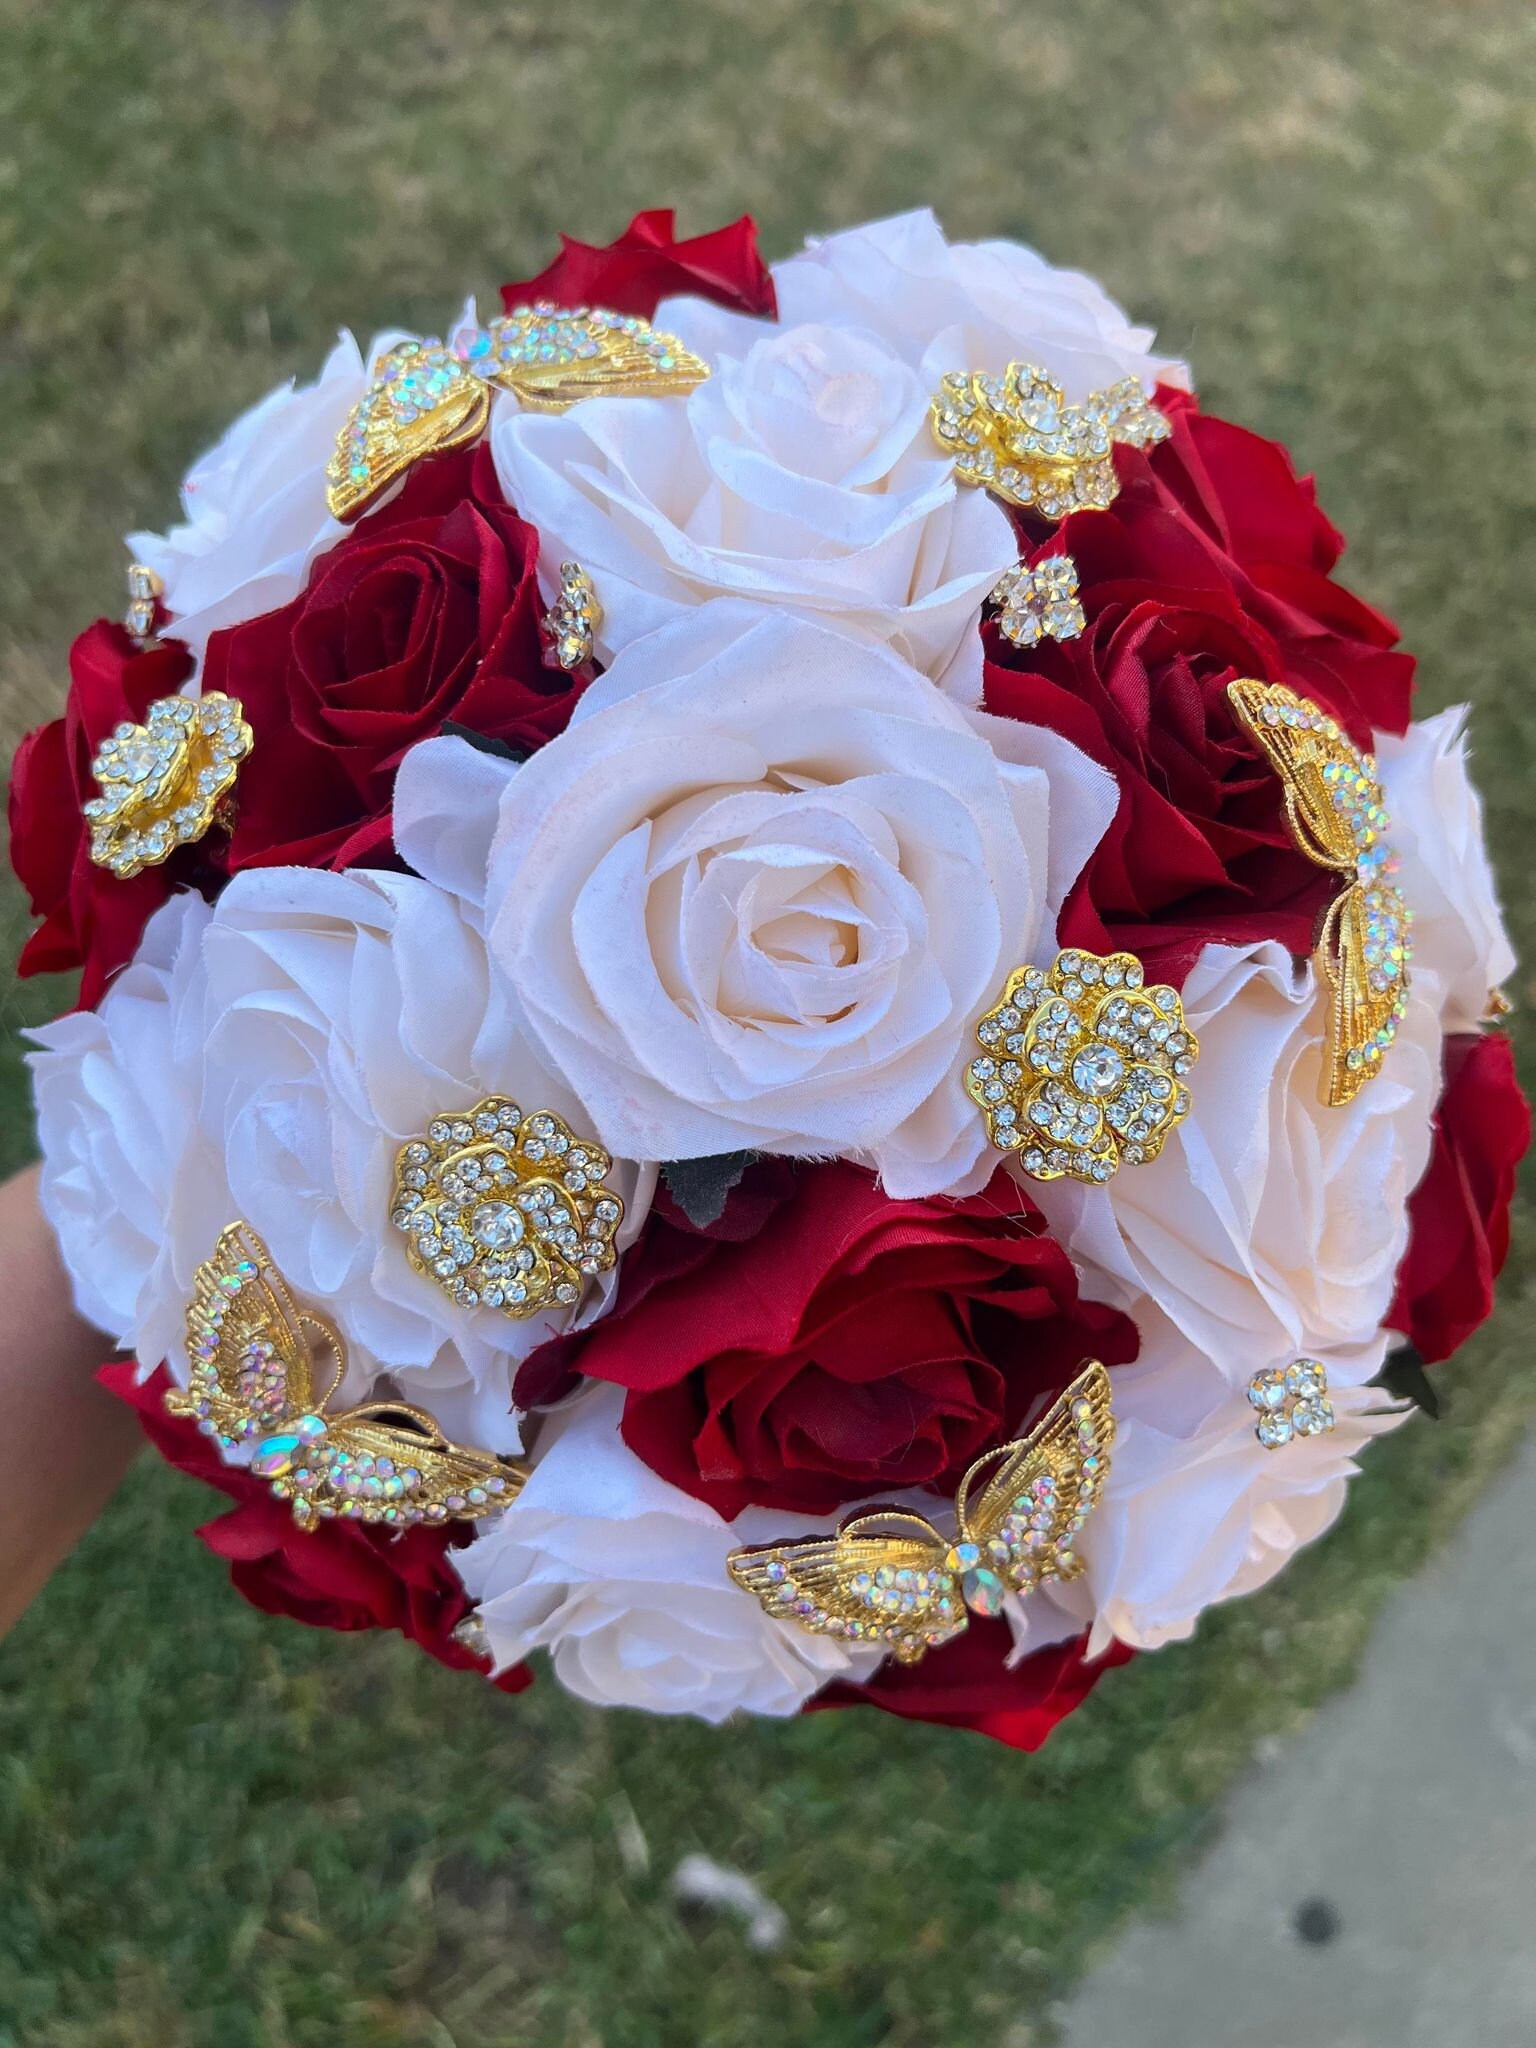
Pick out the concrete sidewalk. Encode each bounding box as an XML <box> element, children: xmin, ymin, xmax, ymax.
<box><xmin>1056</xmin><ymin>1432</ymin><xmax>1536</xmax><ymax>2048</ymax></box>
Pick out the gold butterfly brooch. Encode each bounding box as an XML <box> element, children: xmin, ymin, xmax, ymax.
<box><xmin>326</xmin><ymin>302</ymin><xmax>709</xmax><ymax>521</ymax></box>
<box><xmin>1228</xmin><ymin>679</ymin><xmax>1412</xmax><ymax>1105</ymax></box>
<box><xmin>167</xmin><ymin>1223</ymin><xmax>526</xmax><ymax>1530</ymax></box>
<box><xmin>728</xmin><ymin>1363</ymin><xmax>1114</xmax><ymax>1665</ymax></box>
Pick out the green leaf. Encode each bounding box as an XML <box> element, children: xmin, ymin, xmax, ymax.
<box><xmin>440</xmin><ymin>721</ymin><xmax>528</xmax><ymax>763</ymax></box>
<box><xmin>661</xmin><ymin>1151</ymin><xmax>760</xmax><ymax>1229</ymax></box>
<box><xmin>1374</xmin><ymin>1344</ymin><xmax>1442</xmax><ymax>1420</ymax></box>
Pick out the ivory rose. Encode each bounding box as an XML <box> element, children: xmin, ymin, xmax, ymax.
<box><xmin>30</xmin><ymin>869</ymin><xmax>653</xmax><ymax>1451</ymax></box>
<box><xmin>456</xmin><ymin>1386</ymin><xmax>884</xmax><ymax>1721</ymax></box>
<box><xmin>491</xmin><ymin>309</ymin><xmax>1015</xmax><ymax>693</ymax></box>
<box><xmin>393</xmin><ymin>602</ymin><xmax>1116</xmax><ymax>1196</ymax></box>
<box><xmin>1376</xmin><ymin>705</ymin><xmax>1515</xmax><ymax>1033</ymax></box>
<box><xmin>1029</xmin><ymin>939</ymin><xmax>1442</xmax><ymax>1382</ymax></box>
<box><xmin>753</xmin><ymin>208</ymin><xmax>1188</xmax><ymax>396</ymax></box>
<box><xmin>128</xmin><ymin>320</ymin><xmax>428</xmax><ymax>662</ymax></box>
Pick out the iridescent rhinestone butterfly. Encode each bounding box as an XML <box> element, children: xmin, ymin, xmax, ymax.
<box><xmin>1228</xmin><ymin>679</ymin><xmax>1413</xmax><ymax>1105</ymax></box>
<box><xmin>167</xmin><ymin>1223</ymin><xmax>526</xmax><ymax>1530</ymax></box>
<box><xmin>326</xmin><ymin>303</ymin><xmax>709</xmax><ymax>520</ymax></box>
<box><xmin>727</xmin><ymin>1363</ymin><xmax>1114</xmax><ymax>1665</ymax></box>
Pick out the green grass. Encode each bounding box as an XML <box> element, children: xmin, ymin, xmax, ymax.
<box><xmin>1</xmin><ymin>1</ymin><xmax>1533</xmax><ymax>2042</ymax></box>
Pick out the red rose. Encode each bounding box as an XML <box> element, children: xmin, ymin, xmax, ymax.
<box><xmin>522</xmin><ymin>1161</ymin><xmax>1138</xmax><ymax>1519</ymax></box>
<box><xmin>500</xmin><ymin>207</ymin><xmax>776</xmax><ymax>321</ymax></box>
<box><xmin>812</xmin><ymin>1616</ymin><xmax>1134</xmax><ymax>1750</ymax></box>
<box><xmin>202</xmin><ymin>443</ymin><xmax>559</xmax><ymax>872</ymax></box>
<box><xmin>102</xmin><ymin>1362</ymin><xmax>530</xmax><ymax>1690</ymax></box>
<box><xmin>985</xmin><ymin>396</ymin><xmax>1416</xmax><ymax>985</ymax></box>
<box><xmin>8</xmin><ymin>623</ymin><xmax>197</xmax><ymax>1006</ymax></box>
<box><xmin>1388</xmin><ymin>1031</ymin><xmax>1529</xmax><ymax>1362</ymax></box>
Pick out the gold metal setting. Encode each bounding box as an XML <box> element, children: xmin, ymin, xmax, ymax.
<box><xmin>931</xmin><ymin>363</ymin><xmax>1169</xmax><ymax>516</ymax></box>
<box><xmin>967</xmin><ymin>949</ymin><xmax>1197</xmax><ymax>1184</ymax></box>
<box><xmin>478</xmin><ymin>302</ymin><xmax>708</xmax><ymax>413</ymax></box>
<box><xmin>544</xmin><ymin>561</ymin><xmax>601</xmax><ymax>671</ymax></box>
<box><xmin>1248</xmin><ymin>1358</ymin><xmax>1335</xmax><ymax>1449</ymax></box>
<box><xmin>124</xmin><ymin>562</ymin><xmax>163</xmax><ymax>644</ymax></box>
<box><xmin>392</xmin><ymin>1096</ymin><xmax>624</xmax><ymax>1321</ymax></box>
<box><xmin>991</xmin><ymin>553</ymin><xmax>1085</xmax><ymax>648</ymax></box>
<box><xmin>1228</xmin><ymin>679</ymin><xmax>1412</xmax><ymax>1106</ymax></box>
<box><xmin>728</xmin><ymin>1363</ymin><xmax>1114</xmax><ymax>1665</ymax></box>
<box><xmin>85</xmin><ymin>691</ymin><xmax>251</xmax><ymax>879</ymax></box>
<box><xmin>326</xmin><ymin>305</ymin><xmax>709</xmax><ymax>521</ymax></box>
<box><xmin>170</xmin><ymin>1223</ymin><xmax>526</xmax><ymax>1530</ymax></box>
<box><xmin>326</xmin><ymin>338</ymin><xmax>492</xmax><ymax>522</ymax></box>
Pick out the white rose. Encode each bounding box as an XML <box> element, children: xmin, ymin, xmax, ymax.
<box><xmin>491</xmin><ymin>311</ymin><xmax>1016</xmax><ymax>696</ymax></box>
<box><xmin>1031</xmin><ymin>940</ymin><xmax>1441</xmax><ymax>1379</ymax></box>
<box><xmin>30</xmin><ymin>870</ymin><xmax>654</xmax><ymax>1452</ymax></box>
<box><xmin>394</xmin><ymin>602</ymin><xmax>1116</xmax><ymax>1196</ymax></box>
<box><xmin>749</xmin><ymin>208</ymin><xmax>1189</xmax><ymax>398</ymax></box>
<box><xmin>29</xmin><ymin>892</ymin><xmax>207</xmax><ymax>1372</ymax></box>
<box><xmin>1377</xmin><ymin>706</ymin><xmax>1515</xmax><ymax>1033</ymax></box>
<box><xmin>127</xmin><ymin>320</ymin><xmax>430</xmax><ymax>664</ymax></box>
<box><xmin>1055</xmin><ymin>1380</ymin><xmax>1410</xmax><ymax>1653</ymax></box>
<box><xmin>455</xmin><ymin>1386</ymin><xmax>882</xmax><ymax>1720</ymax></box>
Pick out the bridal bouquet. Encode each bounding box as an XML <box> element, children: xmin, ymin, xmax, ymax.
<box><xmin>11</xmin><ymin>209</ymin><xmax>1524</xmax><ymax>1747</ymax></box>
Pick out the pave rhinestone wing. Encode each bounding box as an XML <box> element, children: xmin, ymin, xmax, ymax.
<box><xmin>931</xmin><ymin>362</ymin><xmax>1169</xmax><ymax>516</ymax></box>
<box><xmin>326</xmin><ymin>339</ymin><xmax>492</xmax><ymax>521</ymax></box>
<box><xmin>167</xmin><ymin>1223</ymin><xmax>525</xmax><ymax>1530</ymax></box>
<box><xmin>727</xmin><ymin>1365</ymin><xmax>1115</xmax><ymax>1666</ymax></box>
<box><xmin>954</xmin><ymin>1363</ymin><xmax>1115</xmax><ymax>1594</ymax></box>
<box><xmin>1228</xmin><ymin>680</ymin><xmax>1412</xmax><ymax>1105</ymax></box>
<box><xmin>327</xmin><ymin>306</ymin><xmax>709</xmax><ymax>521</ymax></box>
<box><xmin>473</xmin><ymin>303</ymin><xmax>709</xmax><ymax>412</ymax></box>
<box><xmin>729</xmin><ymin>1513</ymin><xmax>961</xmax><ymax>1665</ymax></box>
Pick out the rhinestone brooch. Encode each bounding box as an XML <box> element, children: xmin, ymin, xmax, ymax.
<box><xmin>327</xmin><ymin>305</ymin><xmax>709</xmax><ymax>521</ymax></box>
<box><xmin>392</xmin><ymin>1097</ymin><xmax>625</xmax><ymax>1321</ymax></box>
<box><xmin>729</xmin><ymin>1364</ymin><xmax>1114</xmax><ymax>1665</ymax></box>
<box><xmin>967</xmin><ymin>948</ymin><xmax>1198</xmax><ymax>1184</ymax></box>
<box><xmin>169</xmin><ymin>1222</ymin><xmax>526</xmax><ymax>1530</ymax></box>
<box><xmin>1228</xmin><ymin>680</ymin><xmax>1412</xmax><ymax>1106</ymax></box>
<box><xmin>84</xmin><ymin>691</ymin><xmax>252</xmax><ymax>879</ymax></box>
<box><xmin>543</xmin><ymin>562</ymin><xmax>601</xmax><ymax>671</ymax></box>
<box><xmin>1248</xmin><ymin>1359</ymin><xmax>1336</xmax><ymax>1449</ymax></box>
<box><xmin>990</xmin><ymin>553</ymin><xmax>1085</xmax><ymax>648</ymax></box>
<box><xmin>124</xmin><ymin>562</ymin><xmax>163</xmax><ymax>644</ymax></box>
<box><xmin>931</xmin><ymin>362</ymin><xmax>1169</xmax><ymax>516</ymax></box>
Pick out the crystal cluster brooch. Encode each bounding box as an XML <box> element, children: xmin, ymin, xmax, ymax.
<box><xmin>392</xmin><ymin>1096</ymin><xmax>624</xmax><ymax>1321</ymax></box>
<box><xmin>85</xmin><ymin>692</ymin><xmax>252</xmax><ymax>879</ymax></box>
<box><xmin>967</xmin><ymin>948</ymin><xmax>1198</xmax><ymax>1184</ymax></box>
<box><xmin>543</xmin><ymin>562</ymin><xmax>601</xmax><ymax>671</ymax></box>
<box><xmin>1248</xmin><ymin>1359</ymin><xmax>1335</xmax><ymax>1448</ymax></box>
<box><xmin>990</xmin><ymin>554</ymin><xmax>1085</xmax><ymax>649</ymax></box>
<box><xmin>931</xmin><ymin>363</ymin><xmax>1169</xmax><ymax>516</ymax></box>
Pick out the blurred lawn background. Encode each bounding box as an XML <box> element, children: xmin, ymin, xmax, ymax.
<box><xmin>1</xmin><ymin>3</ymin><xmax>1533</xmax><ymax>2044</ymax></box>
